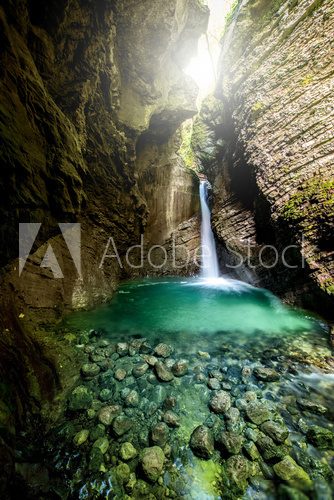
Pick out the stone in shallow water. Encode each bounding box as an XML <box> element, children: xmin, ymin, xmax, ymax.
<box><xmin>112</xmin><ymin>415</ymin><xmax>133</xmax><ymax>437</ymax></box>
<box><xmin>150</xmin><ymin>422</ymin><xmax>169</xmax><ymax>446</ymax></box>
<box><xmin>254</xmin><ymin>367</ymin><xmax>280</xmax><ymax>382</ymax></box>
<box><xmin>219</xmin><ymin>431</ymin><xmax>244</xmax><ymax>455</ymax></box>
<box><xmin>306</xmin><ymin>425</ymin><xmax>334</xmax><ymax>450</ymax></box>
<box><xmin>98</xmin><ymin>405</ymin><xmax>121</xmax><ymax>426</ymax></box>
<box><xmin>243</xmin><ymin>441</ymin><xmax>260</xmax><ymax>461</ymax></box>
<box><xmin>141</xmin><ymin>446</ymin><xmax>165</xmax><ymax>482</ymax></box>
<box><xmin>143</xmin><ymin>355</ymin><xmax>158</xmax><ymax>366</ymax></box>
<box><xmin>81</xmin><ymin>363</ymin><xmax>101</xmax><ymax>379</ymax></box>
<box><xmin>273</xmin><ymin>456</ymin><xmax>313</xmax><ymax>491</ymax></box>
<box><xmin>189</xmin><ymin>425</ymin><xmax>214</xmax><ymax>459</ymax></box>
<box><xmin>207</xmin><ymin>378</ymin><xmax>221</xmax><ymax>390</ymax></box>
<box><xmin>90</xmin><ymin>424</ymin><xmax>106</xmax><ymax>440</ymax></box>
<box><xmin>99</xmin><ymin>388</ymin><xmax>113</xmax><ymax>402</ymax></box>
<box><xmin>115</xmin><ymin>462</ymin><xmax>131</xmax><ymax>484</ymax></box>
<box><xmin>114</xmin><ymin>368</ymin><xmax>127</xmax><ymax>381</ymax></box>
<box><xmin>163</xmin><ymin>410</ymin><xmax>180</xmax><ymax>428</ymax></box>
<box><xmin>132</xmin><ymin>362</ymin><xmax>149</xmax><ymax>378</ymax></box>
<box><xmin>93</xmin><ymin>436</ymin><xmax>109</xmax><ymax>454</ymax></box>
<box><xmin>257</xmin><ymin>434</ymin><xmax>290</xmax><ymax>462</ymax></box>
<box><xmin>73</xmin><ymin>429</ymin><xmax>89</xmax><ymax>446</ymax></box>
<box><xmin>246</xmin><ymin>401</ymin><xmax>271</xmax><ymax>425</ymax></box>
<box><xmin>154</xmin><ymin>343</ymin><xmax>173</xmax><ymax>358</ymax></box>
<box><xmin>224</xmin><ymin>455</ymin><xmax>252</xmax><ymax>491</ymax></box>
<box><xmin>209</xmin><ymin>390</ymin><xmax>231</xmax><ymax>414</ymax></box>
<box><xmin>125</xmin><ymin>390</ymin><xmax>139</xmax><ymax>407</ymax></box>
<box><xmin>154</xmin><ymin>362</ymin><xmax>174</xmax><ymax>382</ymax></box>
<box><xmin>120</xmin><ymin>442</ymin><xmax>137</xmax><ymax>461</ymax></box>
<box><xmin>117</xmin><ymin>343</ymin><xmax>129</xmax><ymax>356</ymax></box>
<box><xmin>261</xmin><ymin>421</ymin><xmax>289</xmax><ymax>443</ymax></box>
<box><xmin>68</xmin><ymin>386</ymin><xmax>93</xmax><ymax>411</ymax></box>
<box><xmin>172</xmin><ymin>359</ymin><xmax>188</xmax><ymax>377</ymax></box>
<box><xmin>297</xmin><ymin>398</ymin><xmax>327</xmax><ymax>415</ymax></box>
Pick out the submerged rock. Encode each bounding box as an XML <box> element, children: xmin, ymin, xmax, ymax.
<box><xmin>150</xmin><ymin>422</ymin><xmax>169</xmax><ymax>446</ymax></box>
<box><xmin>254</xmin><ymin>367</ymin><xmax>280</xmax><ymax>382</ymax></box>
<box><xmin>98</xmin><ymin>405</ymin><xmax>121</xmax><ymax>426</ymax></box>
<box><xmin>163</xmin><ymin>410</ymin><xmax>180</xmax><ymax>428</ymax></box>
<box><xmin>172</xmin><ymin>359</ymin><xmax>188</xmax><ymax>377</ymax></box>
<box><xmin>306</xmin><ymin>426</ymin><xmax>334</xmax><ymax>450</ymax></box>
<box><xmin>93</xmin><ymin>437</ymin><xmax>109</xmax><ymax>454</ymax></box>
<box><xmin>189</xmin><ymin>425</ymin><xmax>214</xmax><ymax>459</ymax></box>
<box><xmin>115</xmin><ymin>462</ymin><xmax>131</xmax><ymax>484</ymax></box>
<box><xmin>81</xmin><ymin>363</ymin><xmax>100</xmax><ymax>379</ymax></box>
<box><xmin>117</xmin><ymin>343</ymin><xmax>129</xmax><ymax>356</ymax></box>
<box><xmin>246</xmin><ymin>401</ymin><xmax>271</xmax><ymax>425</ymax></box>
<box><xmin>112</xmin><ymin>415</ymin><xmax>133</xmax><ymax>437</ymax></box>
<box><xmin>297</xmin><ymin>399</ymin><xmax>327</xmax><ymax>415</ymax></box>
<box><xmin>73</xmin><ymin>429</ymin><xmax>89</xmax><ymax>446</ymax></box>
<box><xmin>209</xmin><ymin>390</ymin><xmax>231</xmax><ymax>414</ymax></box>
<box><xmin>125</xmin><ymin>390</ymin><xmax>139</xmax><ymax>407</ymax></box>
<box><xmin>132</xmin><ymin>362</ymin><xmax>149</xmax><ymax>378</ymax></box>
<box><xmin>219</xmin><ymin>431</ymin><xmax>244</xmax><ymax>455</ymax></box>
<box><xmin>257</xmin><ymin>434</ymin><xmax>289</xmax><ymax>462</ymax></box>
<box><xmin>120</xmin><ymin>442</ymin><xmax>137</xmax><ymax>461</ymax></box>
<box><xmin>155</xmin><ymin>362</ymin><xmax>174</xmax><ymax>382</ymax></box>
<box><xmin>207</xmin><ymin>378</ymin><xmax>221</xmax><ymax>390</ymax></box>
<box><xmin>114</xmin><ymin>368</ymin><xmax>127</xmax><ymax>381</ymax></box>
<box><xmin>154</xmin><ymin>343</ymin><xmax>173</xmax><ymax>358</ymax></box>
<box><xmin>273</xmin><ymin>456</ymin><xmax>312</xmax><ymax>491</ymax></box>
<box><xmin>68</xmin><ymin>386</ymin><xmax>93</xmax><ymax>411</ymax></box>
<box><xmin>261</xmin><ymin>421</ymin><xmax>289</xmax><ymax>443</ymax></box>
<box><xmin>224</xmin><ymin>455</ymin><xmax>253</xmax><ymax>491</ymax></box>
<box><xmin>141</xmin><ymin>446</ymin><xmax>165</xmax><ymax>482</ymax></box>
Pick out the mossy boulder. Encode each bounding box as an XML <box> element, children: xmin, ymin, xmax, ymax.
<box><xmin>273</xmin><ymin>456</ymin><xmax>313</xmax><ymax>491</ymax></box>
<box><xmin>140</xmin><ymin>446</ymin><xmax>165</xmax><ymax>482</ymax></box>
<box><xmin>68</xmin><ymin>386</ymin><xmax>93</xmax><ymax>411</ymax></box>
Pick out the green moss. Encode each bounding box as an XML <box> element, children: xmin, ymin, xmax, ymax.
<box><xmin>301</xmin><ymin>74</ymin><xmax>313</xmax><ymax>86</ymax></box>
<box><xmin>282</xmin><ymin>178</ymin><xmax>334</xmax><ymax>237</ymax></box>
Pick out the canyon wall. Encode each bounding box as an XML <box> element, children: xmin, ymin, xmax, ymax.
<box><xmin>205</xmin><ymin>0</ymin><xmax>334</xmax><ymax>312</ymax></box>
<box><xmin>0</xmin><ymin>0</ymin><xmax>206</xmax><ymax>481</ymax></box>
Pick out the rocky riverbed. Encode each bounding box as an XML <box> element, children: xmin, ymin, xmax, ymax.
<box><xmin>16</xmin><ymin>324</ymin><xmax>334</xmax><ymax>499</ymax></box>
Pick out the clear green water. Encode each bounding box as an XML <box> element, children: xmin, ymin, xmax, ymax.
<box><xmin>65</xmin><ymin>277</ymin><xmax>325</xmax><ymax>351</ymax></box>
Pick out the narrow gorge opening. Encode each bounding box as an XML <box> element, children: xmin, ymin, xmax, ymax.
<box><xmin>0</xmin><ymin>1</ymin><xmax>333</xmax><ymax>499</ymax></box>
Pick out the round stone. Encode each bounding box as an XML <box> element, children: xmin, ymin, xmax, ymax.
<box><xmin>120</xmin><ymin>442</ymin><xmax>137</xmax><ymax>461</ymax></box>
<box><xmin>154</xmin><ymin>343</ymin><xmax>173</xmax><ymax>358</ymax></box>
<box><xmin>189</xmin><ymin>425</ymin><xmax>214</xmax><ymax>459</ymax></box>
<box><xmin>68</xmin><ymin>386</ymin><xmax>93</xmax><ymax>411</ymax></box>
<box><xmin>209</xmin><ymin>390</ymin><xmax>231</xmax><ymax>414</ymax></box>
<box><xmin>141</xmin><ymin>446</ymin><xmax>165</xmax><ymax>482</ymax></box>
<box><xmin>98</xmin><ymin>405</ymin><xmax>121</xmax><ymax>425</ymax></box>
<box><xmin>172</xmin><ymin>359</ymin><xmax>189</xmax><ymax>377</ymax></box>
<box><xmin>73</xmin><ymin>429</ymin><xmax>89</xmax><ymax>446</ymax></box>
<box><xmin>114</xmin><ymin>368</ymin><xmax>127</xmax><ymax>381</ymax></box>
<box><xmin>81</xmin><ymin>363</ymin><xmax>100</xmax><ymax>379</ymax></box>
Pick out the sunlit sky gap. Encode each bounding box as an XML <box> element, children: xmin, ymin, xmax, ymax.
<box><xmin>183</xmin><ymin>0</ymin><xmax>235</xmax><ymax>99</ymax></box>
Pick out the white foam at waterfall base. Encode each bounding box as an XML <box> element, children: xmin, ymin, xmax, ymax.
<box><xmin>199</xmin><ymin>180</ymin><xmax>220</xmax><ymax>279</ymax></box>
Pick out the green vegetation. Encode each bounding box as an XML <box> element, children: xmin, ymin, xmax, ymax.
<box><xmin>282</xmin><ymin>177</ymin><xmax>334</xmax><ymax>245</ymax></box>
<box><xmin>178</xmin><ymin>120</ymin><xmax>197</xmax><ymax>170</ymax></box>
<box><xmin>301</xmin><ymin>74</ymin><xmax>314</xmax><ymax>86</ymax></box>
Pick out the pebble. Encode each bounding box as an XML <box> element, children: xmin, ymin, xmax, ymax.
<box><xmin>132</xmin><ymin>362</ymin><xmax>149</xmax><ymax>378</ymax></box>
<box><xmin>98</xmin><ymin>405</ymin><xmax>121</xmax><ymax>426</ymax></box>
<box><xmin>209</xmin><ymin>390</ymin><xmax>231</xmax><ymax>414</ymax></box>
<box><xmin>150</xmin><ymin>422</ymin><xmax>169</xmax><ymax>446</ymax></box>
<box><xmin>254</xmin><ymin>367</ymin><xmax>280</xmax><ymax>382</ymax></box>
<box><xmin>112</xmin><ymin>415</ymin><xmax>133</xmax><ymax>437</ymax></box>
<box><xmin>189</xmin><ymin>425</ymin><xmax>214</xmax><ymax>459</ymax></box>
<box><xmin>246</xmin><ymin>401</ymin><xmax>271</xmax><ymax>425</ymax></box>
<box><xmin>81</xmin><ymin>363</ymin><xmax>100</xmax><ymax>379</ymax></box>
<box><xmin>163</xmin><ymin>410</ymin><xmax>180</xmax><ymax>427</ymax></box>
<box><xmin>93</xmin><ymin>437</ymin><xmax>109</xmax><ymax>454</ymax></box>
<box><xmin>73</xmin><ymin>429</ymin><xmax>89</xmax><ymax>446</ymax></box>
<box><xmin>120</xmin><ymin>442</ymin><xmax>137</xmax><ymax>461</ymax></box>
<box><xmin>117</xmin><ymin>343</ymin><xmax>129</xmax><ymax>356</ymax></box>
<box><xmin>172</xmin><ymin>360</ymin><xmax>189</xmax><ymax>377</ymax></box>
<box><xmin>154</xmin><ymin>343</ymin><xmax>173</xmax><ymax>358</ymax></box>
<box><xmin>207</xmin><ymin>378</ymin><xmax>221</xmax><ymax>390</ymax></box>
<box><xmin>114</xmin><ymin>368</ymin><xmax>127</xmax><ymax>381</ymax></box>
<box><xmin>154</xmin><ymin>362</ymin><xmax>174</xmax><ymax>382</ymax></box>
<box><xmin>141</xmin><ymin>446</ymin><xmax>165</xmax><ymax>482</ymax></box>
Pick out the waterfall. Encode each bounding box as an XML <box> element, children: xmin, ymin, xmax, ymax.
<box><xmin>199</xmin><ymin>180</ymin><xmax>220</xmax><ymax>278</ymax></box>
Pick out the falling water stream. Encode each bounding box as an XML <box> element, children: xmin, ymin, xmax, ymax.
<box><xmin>199</xmin><ymin>180</ymin><xmax>220</xmax><ymax>279</ymax></box>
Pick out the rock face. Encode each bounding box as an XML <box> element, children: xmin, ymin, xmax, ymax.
<box><xmin>0</xmin><ymin>0</ymin><xmax>208</xmax><ymax>487</ymax></box>
<box><xmin>204</xmin><ymin>0</ymin><xmax>334</xmax><ymax>313</ymax></box>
